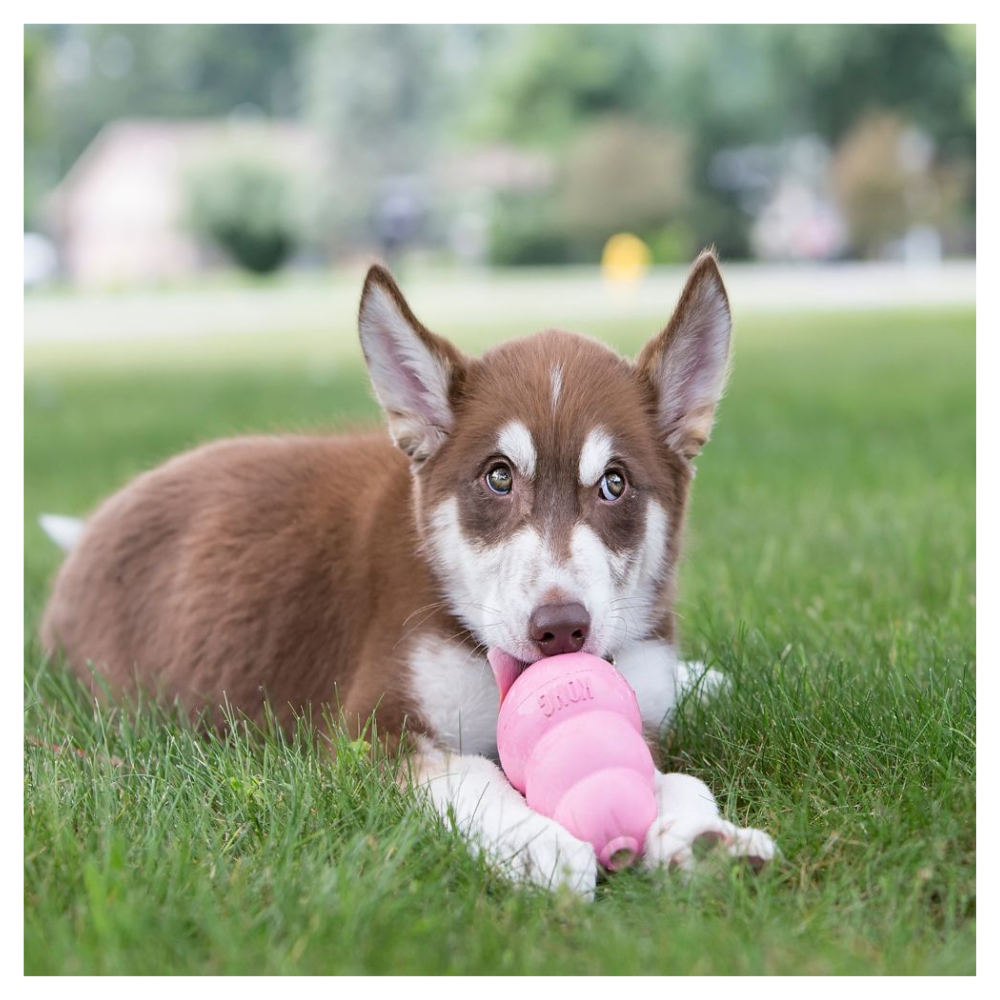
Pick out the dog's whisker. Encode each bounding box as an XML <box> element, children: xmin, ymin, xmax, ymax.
<box><xmin>401</xmin><ymin>601</ymin><xmax>451</xmax><ymax>628</ymax></box>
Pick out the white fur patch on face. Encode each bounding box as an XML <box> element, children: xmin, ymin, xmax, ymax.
<box><xmin>407</xmin><ymin>635</ymin><xmax>500</xmax><ymax>757</ymax></box>
<box><xmin>497</xmin><ymin>420</ymin><xmax>537</xmax><ymax>478</ymax></box>
<box><xmin>550</xmin><ymin>364</ymin><xmax>563</xmax><ymax>412</ymax></box>
<box><xmin>425</xmin><ymin>496</ymin><xmax>671</xmax><ymax>663</ymax></box>
<box><xmin>578</xmin><ymin>427</ymin><xmax>615</xmax><ymax>487</ymax></box>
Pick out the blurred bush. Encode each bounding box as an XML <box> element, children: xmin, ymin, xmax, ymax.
<box><xmin>560</xmin><ymin>118</ymin><xmax>689</xmax><ymax>256</ymax></box>
<box><xmin>489</xmin><ymin>193</ymin><xmax>571</xmax><ymax>266</ymax></box>
<box><xmin>184</xmin><ymin>158</ymin><xmax>300</xmax><ymax>274</ymax></box>
<box><xmin>490</xmin><ymin>117</ymin><xmax>691</xmax><ymax>265</ymax></box>
<box><xmin>645</xmin><ymin>222</ymin><xmax>697</xmax><ymax>265</ymax></box>
<box><xmin>832</xmin><ymin>112</ymin><xmax>972</xmax><ymax>258</ymax></box>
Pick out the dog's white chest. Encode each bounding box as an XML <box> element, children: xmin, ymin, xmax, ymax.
<box><xmin>406</xmin><ymin>635</ymin><xmax>500</xmax><ymax>757</ymax></box>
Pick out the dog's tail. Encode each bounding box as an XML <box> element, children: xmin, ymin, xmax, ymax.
<box><xmin>39</xmin><ymin>514</ymin><xmax>85</xmax><ymax>553</ymax></box>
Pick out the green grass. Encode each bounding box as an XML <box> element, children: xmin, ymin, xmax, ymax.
<box><xmin>24</xmin><ymin>304</ymin><xmax>975</xmax><ymax>974</ymax></box>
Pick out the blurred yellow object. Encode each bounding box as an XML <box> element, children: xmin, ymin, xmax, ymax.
<box><xmin>601</xmin><ymin>233</ymin><xmax>652</xmax><ymax>283</ymax></box>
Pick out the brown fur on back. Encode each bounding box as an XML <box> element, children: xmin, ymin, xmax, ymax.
<box><xmin>41</xmin><ymin>433</ymin><xmax>452</xmax><ymax>738</ymax></box>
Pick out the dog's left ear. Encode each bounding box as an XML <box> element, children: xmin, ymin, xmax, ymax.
<box><xmin>358</xmin><ymin>264</ymin><xmax>467</xmax><ymax>464</ymax></box>
<box><xmin>636</xmin><ymin>249</ymin><xmax>732</xmax><ymax>459</ymax></box>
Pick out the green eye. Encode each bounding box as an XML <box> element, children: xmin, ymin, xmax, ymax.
<box><xmin>598</xmin><ymin>470</ymin><xmax>626</xmax><ymax>502</ymax></box>
<box><xmin>486</xmin><ymin>463</ymin><xmax>513</xmax><ymax>495</ymax></box>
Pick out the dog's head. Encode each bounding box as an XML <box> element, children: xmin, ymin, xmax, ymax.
<box><xmin>359</xmin><ymin>252</ymin><xmax>731</xmax><ymax>671</ymax></box>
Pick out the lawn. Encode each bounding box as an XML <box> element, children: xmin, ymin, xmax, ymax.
<box><xmin>24</xmin><ymin>300</ymin><xmax>975</xmax><ymax>975</ymax></box>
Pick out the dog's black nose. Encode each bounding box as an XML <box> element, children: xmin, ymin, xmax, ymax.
<box><xmin>529</xmin><ymin>602</ymin><xmax>590</xmax><ymax>656</ymax></box>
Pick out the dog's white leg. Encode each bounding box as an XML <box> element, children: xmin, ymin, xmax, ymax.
<box><xmin>642</xmin><ymin>771</ymin><xmax>776</xmax><ymax>872</ymax></box>
<box><xmin>614</xmin><ymin>642</ymin><xmax>773</xmax><ymax>871</ymax></box>
<box><xmin>615</xmin><ymin>639</ymin><xmax>728</xmax><ymax>732</ymax></box>
<box><xmin>408</xmin><ymin>742</ymin><xmax>598</xmax><ymax>897</ymax></box>
<box><xmin>674</xmin><ymin>659</ymin><xmax>730</xmax><ymax>702</ymax></box>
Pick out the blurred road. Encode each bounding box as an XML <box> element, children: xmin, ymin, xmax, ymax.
<box><xmin>24</xmin><ymin>261</ymin><xmax>975</xmax><ymax>344</ymax></box>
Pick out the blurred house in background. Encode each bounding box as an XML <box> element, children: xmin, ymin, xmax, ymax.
<box><xmin>46</xmin><ymin>119</ymin><xmax>555</xmax><ymax>285</ymax></box>
<box><xmin>47</xmin><ymin>119</ymin><xmax>322</xmax><ymax>287</ymax></box>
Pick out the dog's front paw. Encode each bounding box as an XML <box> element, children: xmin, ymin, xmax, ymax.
<box><xmin>643</xmin><ymin>815</ymin><xmax>776</xmax><ymax>873</ymax></box>
<box><xmin>503</xmin><ymin>823</ymin><xmax>598</xmax><ymax>898</ymax></box>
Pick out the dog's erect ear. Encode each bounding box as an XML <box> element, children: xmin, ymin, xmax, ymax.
<box><xmin>636</xmin><ymin>249</ymin><xmax>732</xmax><ymax>460</ymax></box>
<box><xmin>359</xmin><ymin>265</ymin><xmax>467</xmax><ymax>463</ymax></box>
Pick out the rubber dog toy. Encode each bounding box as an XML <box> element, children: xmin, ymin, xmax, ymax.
<box><xmin>488</xmin><ymin>649</ymin><xmax>657</xmax><ymax>870</ymax></box>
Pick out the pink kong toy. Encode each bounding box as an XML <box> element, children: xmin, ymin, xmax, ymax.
<box><xmin>488</xmin><ymin>649</ymin><xmax>658</xmax><ymax>870</ymax></box>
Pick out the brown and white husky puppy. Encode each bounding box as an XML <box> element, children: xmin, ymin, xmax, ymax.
<box><xmin>41</xmin><ymin>250</ymin><xmax>775</xmax><ymax>896</ymax></box>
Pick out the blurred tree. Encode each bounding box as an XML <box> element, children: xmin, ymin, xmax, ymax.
<box><xmin>487</xmin><ymin>25</ymin><xmax>974</xmax><ymax>154</ymax></box>
<box><xmin>24</xmin><ymin>30</ymin><xmax>54</xmax><ymax>227</ymax></box>
<box><xmin>24</xmin><ymin>31</ymin><xmax>48</xmax><ymax>148</ymax></box>
<box><xmin>775</xmin><ymin>24</ymin><xmax>975</xmax><ymax>149</ymax></box>
<box><xmin>491</xmin><ymin>118</ymin><xmax>691</xmax><ymax>265</ymax></box>
<box><xmin>560</xmin><ymin>118</ymin><xmax>689</xmax><ymax>250</ymax></box>
<box><xmin>24</xmin><ymin>25</ymin><xmax>309</xmax><ymax>201</ymax></box>
<box><xmin>475</xmin><ymin>23</ymin><xmax>975</xmax><ymax>262</ymax></box>
<box><xmin>482</xmin><ymin>25</ymin><xmax>659</xmax><ymax>144</ymax></box>
<box><xmin>306</xmin><ymin>24</ymin><xmax>475</xmax><ymax>251</ymax></box>
<box><xmin>947</xmin><ymin>24</ymin><xmax>976</xmax><ymax>122</ymax></box>
<box><xmin>308</xmin><ymin>25</ymin><xmax>456</xmax><ymax>176</ymax></box>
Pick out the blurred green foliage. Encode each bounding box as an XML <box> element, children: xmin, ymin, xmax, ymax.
<box><xmin>491</xmin><ymin>118</ymin><xmax>692</xmax><ymax>265</ymax></box>
<box><xmin>23</xmin><ymin>24</ymin><xmax>975</xmax><ymax>265</ymax></box>
<box><xmin>24</xmin><ymin>25</ymin><xmax>303</xmax><ymax>198</ymax></box>
<box><xmin>478</xmin><ymin>24</ymin><xmax>974</xmax><ymax>261</ymax></box>
<box><xmin>483</xmin><ymin>25</ymin><xmax>974</xmax><ymax>148</ymax></box>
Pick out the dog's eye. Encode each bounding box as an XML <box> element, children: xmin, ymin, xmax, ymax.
<box><xmin>598</xmin><ymin>470</ymin><xmax>626</xmax><ymax>502</ymax></box>
<box><xmin>486</xmin><ymin>463</ymin><xmax>513</xmax><ymax>495</ymax></box>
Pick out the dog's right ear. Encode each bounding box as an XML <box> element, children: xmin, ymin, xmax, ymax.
<box><xmin>636</xmin><ymin>249</ymin><xmax>732</xmax><ymax>460</ymax></box>
<box><xmin>358</xmin><ymin>265</ymin><xmax>467</xmax><ymax>464</ymax></box>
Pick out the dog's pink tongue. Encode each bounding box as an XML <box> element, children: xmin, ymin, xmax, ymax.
<box><xmin>487</xmin><ymin>648</ymin><xmax>525</xmax><ymax>704</ymax></box>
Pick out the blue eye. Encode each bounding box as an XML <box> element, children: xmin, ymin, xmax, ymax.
<box><xmin>486</xmin><ymin>463</ymin><xmax>513</xmax><ymax>495</ymax></box>
<box><xmin>598</xmin><ymin>470</ymin><xmax>626</xmax><ymax>502</ymax></box>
